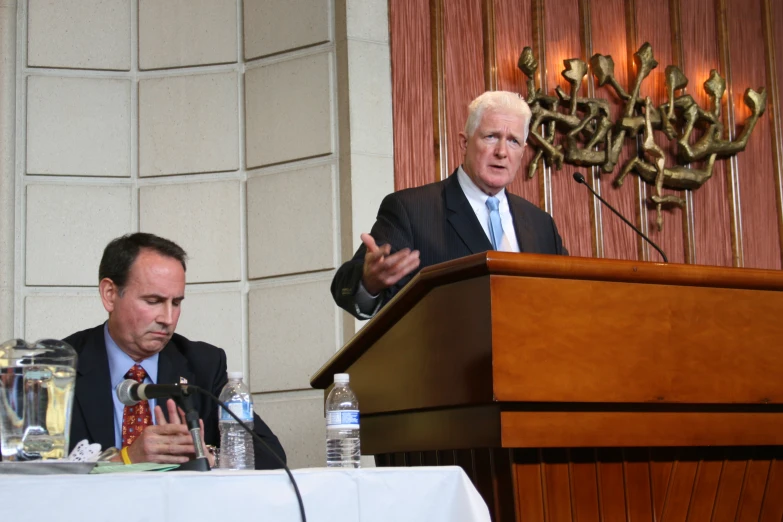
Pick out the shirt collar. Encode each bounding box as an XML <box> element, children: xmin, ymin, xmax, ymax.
<box><xmin>104</xmin><ymin>322</ymin><xmax>159</xmax><ymax>388</ymax></box>
<box><xmin>457</xmin><ymin>166</ymin><xmax>508</xmax><ymax>208</ymax></box>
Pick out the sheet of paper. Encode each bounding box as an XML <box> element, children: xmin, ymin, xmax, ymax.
<box><xmin>90</xmin><ymin>462</ymin><xmax>180</xmax><ymax>473</ymax></box>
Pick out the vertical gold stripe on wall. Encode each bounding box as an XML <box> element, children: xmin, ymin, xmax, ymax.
<box><xmin>431</xmin><ymin>0</ymin><xmax>449</xmax><ymax>182</ymax></box>
<box><xmin>762</xmin><ymin>0</ymin><xmax>783</xmax><ymax>266</ymax></box>
<box><xmin>716</xmin><ymin>0</ymin><xmax>744</xmax><ymax>267</ymax></box>
<box><xmin>482</xmin><ymin>0</ymin><xmax>497</xmax><ymax>92</ymax></box>
<box><xmin>579</xmin><ymin>0</ymin><xmax>604</xmax><ymax>259</ymax></box>
<box><xmin>669</xmin><ymin>0</ymin><xmax>697</xmax><ymax>264</ymax></box>
<box><xmin>532</xmin><ymin>0</ymin><xmax>552</xmax><ymax>213</ymax></box>
<box><xmin>625</xmin><ymin>0</ymin><xmax>651</xmax><ymax>261</ymax></box>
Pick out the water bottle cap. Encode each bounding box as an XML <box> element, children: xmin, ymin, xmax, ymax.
<box><xmin>227</xmin><ymin>371</ymin><xmax>243</xmax><ymax>380</ymax></box>
<box><xmin>334</xmin><ymin>373</ymin><xmax>349</xmax><ymax>383</ymax></box>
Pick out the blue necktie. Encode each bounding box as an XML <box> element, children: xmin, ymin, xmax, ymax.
<box><xmin>486</xmin><ymin>196</ymin><xmax>504</xmax><ymax>250</ymax></box>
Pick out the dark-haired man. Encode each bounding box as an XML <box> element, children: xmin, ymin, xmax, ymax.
<box><xmin>65</xmin><ymin>233</ymin><xmax>285</xmax><ymax>469</ymax></box>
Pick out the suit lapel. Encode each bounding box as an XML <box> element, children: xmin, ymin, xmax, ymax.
<box><xmin>156</xmin><ymin>341</ymin><xmax>197</xmax><ymax>421</ymax></box>
<box><xmin>157</xmin><ymin>341</ymin><xmax>195</xmax><ymax>386</ymax></box>
<box><xmin>444</xmin><ymin>171</ymin><xmax>493</xmax><ymax>254</ymax></box>
<box><xmin>508</xmin><ymin>196</ymin><xmax>540</xmax><ymax>253</ymax></box>
<box><xmin>74</xmin><ymin>327</ymin><xmax>115</xmax><ymax>451</ymax></box>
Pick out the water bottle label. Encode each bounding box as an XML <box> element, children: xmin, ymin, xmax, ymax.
<box><xmin>326</xmin><ymin>410</ymin><xmax>359</xmax><ymax>429</ymax></box>
<box><xmin>220</xmin><ymin>400</ymin><xmax>253</xmax><ymax>422</ymax></box>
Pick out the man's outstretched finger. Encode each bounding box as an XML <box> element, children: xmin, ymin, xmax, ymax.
<box><xmin>154</xmin><ymin>405</ymin><xmax>168</xmax><ymax>426</ymax></box>
<box><xmin>360</xmin><ymin>233</ymin><xmax>379</xmax><ymax>253</ymax></box>
<box><xmin>166</xmin><ymin>399</ymin><xmax>183</xmax><ymax>425</ymax></box>
<box><xmin>379</xmin><ymin>248</ymin><xmax>413</xmax><ymax>267</ymax></box>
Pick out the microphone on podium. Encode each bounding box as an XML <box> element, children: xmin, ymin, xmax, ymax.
<box><xmin>572</xmin><ymin>172</ymin><xmax>668</xmax><ymax>263</ymax></box>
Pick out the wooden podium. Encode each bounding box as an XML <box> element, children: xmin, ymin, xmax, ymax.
<box><xmin>311</xmin><ymin>253</ymin><xmax>783</xmax><ymax>521</ymax></box>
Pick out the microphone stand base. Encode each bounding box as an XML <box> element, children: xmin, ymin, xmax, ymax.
<box><xmin>172</xmin><ymin>458</ymin><xmax>211</xmax><ymax>472</ymax></box>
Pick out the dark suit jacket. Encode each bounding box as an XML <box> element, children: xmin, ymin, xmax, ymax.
<box><xmin>64</xmin><ymin>325</ymin><xmax>286</xmax><ymax>470</ymax></box>
<box><xmin>332</xmin><ymin>171</ymin><xmax>568</xmax><ymax>318</ymax></box>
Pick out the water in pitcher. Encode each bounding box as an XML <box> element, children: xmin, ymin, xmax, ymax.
<box><xmin>0</xmin><ymin>364</ymin><xmax>76</xmax><ymax>461</ymax></box>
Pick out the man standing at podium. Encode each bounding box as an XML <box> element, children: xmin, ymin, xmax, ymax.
<box><xmin>332</xmin><ymin>91</ymin><xmax>568</xmax><ymax>319</ymax></box>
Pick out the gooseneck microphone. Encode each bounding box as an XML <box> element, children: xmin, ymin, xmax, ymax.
<box><xmin>572</xmin><ymin>173</ymin><xmax>668</xmax><ymax>263</ymax></box>
<box><xmin>116</xmin><ymin>379</ymin><xmax>188</xmax><ymax>406</ymax></box>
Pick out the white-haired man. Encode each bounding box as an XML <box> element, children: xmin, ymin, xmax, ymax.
<box><xmin>331</xmin><ymin>91</ymin><xmax>568</xmax><ymax>319</ymax></box>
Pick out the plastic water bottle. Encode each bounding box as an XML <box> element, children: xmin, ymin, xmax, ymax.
<box><xmin>325</xmin><ymin>373</ymin><xmax>360</xmax><ymax>468</ymax></box>
<box><xmin>218</xmin><ymin>372</ymin><xmax>255</xmax><ymax>470</ymax></box>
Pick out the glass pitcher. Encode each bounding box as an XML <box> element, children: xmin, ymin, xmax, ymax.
<box><xmin>0</xmin><ymin>339</ymin><xmax>78</xmax><ymax>461</ymax></box>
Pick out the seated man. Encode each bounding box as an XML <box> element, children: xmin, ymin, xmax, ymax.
<box><xmin>332</xmin><ymin>91</ymin><xmax>568</xmax><ymax>319</ymax></box>
<box><xmin>65</xmin><ymin>233</ymin><xmax>285</xmax><ymax>469</ymax></box>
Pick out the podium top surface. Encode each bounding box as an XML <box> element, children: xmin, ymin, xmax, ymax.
<box><xmin>311</xmin><ymin>252</ymin><xmax>783</xmax><ymax>389</ymax></box>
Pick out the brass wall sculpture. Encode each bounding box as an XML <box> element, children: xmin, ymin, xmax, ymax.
<box><xmin>517</xmin><ymin>43</ymin><xmax>767</xmax><ymax>230</ymax></box>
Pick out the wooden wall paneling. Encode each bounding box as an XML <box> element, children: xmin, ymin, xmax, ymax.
<box><xmin>659</xmin><ymin>459</ymin><xmax>699</xmax><ymax>521</ymax></box>
<box><xmin>482</xmin><ymin>0</ymin><xmax>497</xmax><ymax>92</ymax></box>
<box><xmin>716</xmin><ymin>0</ymin><xmax>743</xmax><ymax>266</ymax></box>
<box><xmin>472</xmin><ymin>449</ymin><xmax>494</xmax><ymax>519</ymax></box>
<box><xmin>711</xmin><ymin>458</ymin><xmax>747</xmax><ymax>522</ymax></box>
<box><xmin>543</xmin><ymin>0</ymin><xmax>594</xmax><ymax>258</ymax></box>
<box><xmin>532</xmin><ymin>0</ymin><xmax>551</xmax><ymax>212</ymax></box>
<box><xmin>635</xmin><ymin>0</ymin><xmax>687</xmax><ymax>264</ymax></box>
<box><xmin>432</xmin><ymin>0</ymin><xmax>449</xmax><ymax>182</ymax></box>
<box><xmin>670</xmin><ymin>0</ymin><xmax>698</xmax><ymax>265</ymax></box>
<box><xmin>569</xmin><ymin>449</ymin><xmax>600</xmax><ymax>522</ymax></box>
<box><xmin>685</xmin><ymin>450</ymin><xmax>723</xmax><ymax>521</ymax></box>
<box><xmin>513</xmin><ymin>448</ymin><xmax>546</xmax><ymax>521</ymax></box>
<box><xmin>437</xmin><ymin>449</ymin><xmax>456</xmax><ymax>465</ymax></box>
<box><xmin>422</xmin><ymin>450</ymin><xmax>439</xmax><ymax>466</ymax></box>
<box><xmin>392</xmin><ymin>451</ymin><xmax>408</xmax><ymax>466</ymax></box>
<box><xmin>596</xmin><ymin>449</ymin><xmax>627</xmax><ymax>522</ymax></box>
<box><xmin>406</xmin><ymin>451</ymin><xmax>423</xmax><ymax>465</ymax></box>
<box><xmin>490</xmin><ymin>449</ymin><xmax>518</xmax><ymax>522</ymax></box>
<box><xmin>649</xmin><ymin>449</ymin><xmax>675</xmax><ymax>519</ymax></box>
<box><xmin>726</xmin><ymin>0</ymin><xmax>780</xmax><ymax>269</ymax></box>
<box><xmin>623</xmin><ymin>449</ymin><xmax>654</xmax><ymax>521</ymax></box>
<box><xmin>764</xmin><ymin>0</ymin><xmax>783</xmax><ymax>266</ymax></box>
<box><xmin>588</xmin><ymin>0</ymin><xmax>639</xmax><ymax>261</ymax></box>
<box><xmin>542</xmin><ymin>448</ymin><xmax>573</xmax><ymax>522</ymax></box>
<box><xmin>678</xmin><ymin>0</ymin><xmax>733</xmax><ymax>267</ymax></box>
<box><xmin>390</xmin><ymin>0</ymin><xmax>437</xmax><ymax>190</ymax></box>
<box><xmin>457</xmin><ymin>448</ymin><xmax>477</xmax><ymax>478</ymax></box>
<box><xmin>735</xmin><ymin>455</ymin><xmax>771</xmax><ymax>522</ymax></box>
<box><xmin>493</xmin><ymin>0</ymin><xmax>541</xmax><ymax>209</ymax></box>
<box><xmin>580</xmin><ymin>0</ymin><xmax>605</xmax><ymax>260</ymax></box>
<box><xmin>625</xmin><ymin>0</ymin><xmax>657</xmax><ymax>263</ymax></box>
<box><xmin>759</xmin><ymin>458</ymin><xmax>783</xmax><ymax>521</ymax></box>
<box><xmin>443</xmin><ymin>0</ymin><xmax>485</xmax><ymax>177</ymax></box>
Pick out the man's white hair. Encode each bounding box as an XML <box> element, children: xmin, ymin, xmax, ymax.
<box><xmin>463</xmin><ymin>91</ymin><xmax>532</xmax><ymax>142</ymax></box>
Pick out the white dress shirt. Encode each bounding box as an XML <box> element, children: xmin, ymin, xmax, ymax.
<box><xmin>456</xmin><ymin>166</ymin><xmax>520</xmax><ymax>252</ymax></box>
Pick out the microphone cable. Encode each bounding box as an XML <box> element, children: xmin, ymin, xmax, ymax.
<box><xmin>573</xmin><ymin>172</ymin><xmax>668</xmax><ymax>263</ymax></box>
<box><xmin>189</xmin><ymin>385</ymin><xmax>307</xmax><ymax>522</ymax></box>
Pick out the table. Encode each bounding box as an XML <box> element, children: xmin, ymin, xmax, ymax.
<box><xmin>1</xmin><ymin>466</ymin><xmax>490</xmax><ymax>522</ymax></box>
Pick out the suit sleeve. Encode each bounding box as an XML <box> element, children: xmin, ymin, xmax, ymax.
<box><xmin>552</xmin><ymin>217</ymin><xmax>568</xmax><ymax>256</ymax></box>
<box><xmin>331</xmin><ymin>192</ymin><xmax>416</xmax><ymax>319</ymax></box>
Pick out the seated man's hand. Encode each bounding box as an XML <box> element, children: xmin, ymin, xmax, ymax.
<box><xmin>124</xmin><ymin>399</ymin><xmax>213</xmax><ymax>466</ymax></box>
<box><xmin>361</xmin><ymin>233</ymin><xmax>420</xmax><ymax>295</ymax></box>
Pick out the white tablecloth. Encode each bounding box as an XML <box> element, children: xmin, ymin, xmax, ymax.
<box><xmin>1</xmin><ymin>466</ymin><xmax>490</xmax><ymax>522</ymax></box>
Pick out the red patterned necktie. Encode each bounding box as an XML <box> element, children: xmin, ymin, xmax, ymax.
<box><xmin>121</xmin><ymin>364</ymin><xmax>152</xmax><ymax>448</ymax></box>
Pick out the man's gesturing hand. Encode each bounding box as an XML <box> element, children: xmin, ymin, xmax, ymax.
<box><xmin>124</xmin><ymin>399</ymin><xmax>196</xmax><ymax>464</ymax></box>
<box><xmin>361</xmin><ymin>233</ymin><xmax>420</xmax><ymax>296</ymax></box>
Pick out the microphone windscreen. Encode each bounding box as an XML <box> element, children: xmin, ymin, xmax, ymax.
<box><xmin>116</xmin><ymin>379</ymin><xmax>139</xmax><ymax>406</ymax></box>
<box><xmin>573</xmin><ymin>172</ymin><xmax>586</xmax><ymax>184</ymax></box>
